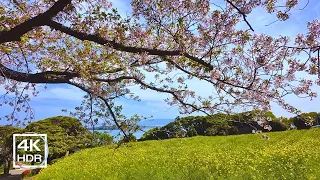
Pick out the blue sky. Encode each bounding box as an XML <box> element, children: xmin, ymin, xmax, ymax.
<box><xmin>1</xmin><ymin>0</ymin><xmax>320</xmax><ymax>126</ymax></box>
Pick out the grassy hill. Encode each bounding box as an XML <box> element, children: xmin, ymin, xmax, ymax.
<box><xmin>35</xmin><ymin>129</ymin><xmax>320</xmax><ymax>180</ymax></box>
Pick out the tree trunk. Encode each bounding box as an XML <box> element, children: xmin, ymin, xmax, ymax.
<box><xmin>4</xmin><ymin>158</ymin><xmax>10</xmax><ymax>176</ymax></box>
<box><xmin>65</xmin><ymin>150</ymin><xmax>69</xmax><ymax>157</ymax></box>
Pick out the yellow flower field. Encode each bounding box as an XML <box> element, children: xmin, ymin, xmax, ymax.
<box><xmin>35</xmin><ymin>129</ymin><xmax>320</xmax><ymax>180</ymax></box>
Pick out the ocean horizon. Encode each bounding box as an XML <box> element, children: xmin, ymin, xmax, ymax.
<box><xmin>91</xmin><ymin>118</ymin><xmax>174</xmax><ymax>139</ymax></box>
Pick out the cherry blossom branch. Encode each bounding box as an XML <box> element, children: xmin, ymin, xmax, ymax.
<box><xmin>67</xmin><ymin>81</ymin><xmax>128</xmax><ymax>138</ymax></box>
<box><xmin>0</xmin><ymin>58</ymin><xmax>262</xmax><ymax>110</ymax></box>
<box><xmin>284</xmin><ymin>45</ymin><xmax>320</xmax><ymax>52</ymax></box>
<box><xmin>45</xmin><ymin>20</ymin><xmax>214</xmax><ymax>70</ymax></box>
<box><xmin>0</xmin><ymin>63</ymin><xmax>79</xmax><ymax>83</ymax></box>
<box><xmin>162</xmin><ymin>56</ymin><xmax>261</xmax><ymax>92</ymax></box>
<box><xmin>103</xmin><ymin>59</ymin><xmax>164</xmax><ymax>74</ymax></box>
<box><xmin>0</xmin><ymin>0</ymin><xmax>71</xmax><ymax>43</ymax></box>
<box><xmin>93</xmin><ymin>76</ymin><xmax>211</xmax><ymax>115</ymax></box>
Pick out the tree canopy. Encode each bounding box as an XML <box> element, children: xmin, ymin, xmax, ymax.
<box><xmin>0</xmin><ymin>0</ymin><xmax>319</xmax><ymax>137</ymax></box>
<box><xmin>25</xmin><ymin>116</ymin><xmax>92</xmax><ymax>163</ymax></box>
<box><xmin>91</xmin><ymin>131</ymin><xmax>114</xmax><ymax>147</ymax></box>
<box><xmin>290</xmin><ymin>112</ymin><xmax>320</xmax><ymax>129</ymax></box>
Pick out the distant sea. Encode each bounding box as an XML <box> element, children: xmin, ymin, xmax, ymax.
<box><xmin>92</xmin><ymin>119</ymin><xmax>173</xmax><ymax>139</ymax></box>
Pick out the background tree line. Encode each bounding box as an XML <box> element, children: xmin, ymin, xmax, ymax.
<box><xmin>139</xmin><ymin>111</ymin><xmax>320</xmax><ymax>141</ymax></box>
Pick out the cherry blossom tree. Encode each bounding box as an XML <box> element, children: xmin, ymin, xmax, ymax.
<box><xmin>0</xmin><ymin>0</ymin><xmax>319</xmax><ymax>137</ymax></box>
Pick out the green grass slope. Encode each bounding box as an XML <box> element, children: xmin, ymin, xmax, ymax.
<box><xmin>35</xmin><ymin>129</ymin><xmax>320</xmax><ymax>180</ymax></box>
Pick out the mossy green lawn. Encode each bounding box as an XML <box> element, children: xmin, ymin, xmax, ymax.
<box><xmin>35</xmin><ymin>129</ymin><xmax>320</xmax><ymax>180</ymax></box>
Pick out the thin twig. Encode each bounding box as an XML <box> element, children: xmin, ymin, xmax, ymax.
<box><xmin>226</xmin><ymin>0</ymin><xmax>254</xmax><ymax>31</ymax></box>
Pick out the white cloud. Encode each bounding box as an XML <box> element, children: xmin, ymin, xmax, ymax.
<box><xmin>34</xmin><ymin>85</ymin><xmax>85</xmax><ymax>101</ymax></box>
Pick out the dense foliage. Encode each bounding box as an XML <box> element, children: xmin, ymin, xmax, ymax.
<box><xmin>34</xmin><ymin>129</ymin><xmax>320</xmax><ymax>180</ymax></box>
<box><xmin>290</xmin><ymin>112</ymin><xmax>320</xmax><ymax>129</ymax></box>
<box><xmin>91</xmin><ymin>131</ymin><xmax>114</xmax><ymax>147</ymax></box>
<box><xmin>139</xmin><ymin>111</ymin><xmax>288</xmax><ymax>141</ymax></box>
<box><xmin>24</xmin><ymin>116</ymin><xmax>93</xmax><ymax>164</ymax></box>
